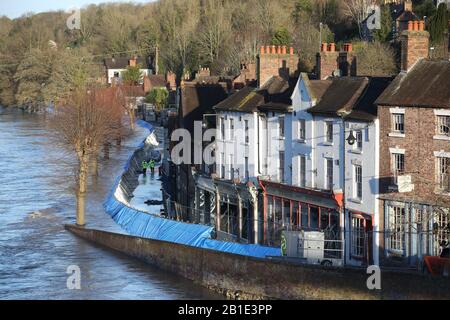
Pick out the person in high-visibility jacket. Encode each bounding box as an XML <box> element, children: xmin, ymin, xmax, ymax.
<box><xmin>142</xmin><ymin>160</ymin><xmax>148</xmax><ymax>176</ymax></box>
<box><xmin>149</xmin><ymin>160</ymin><xmax>155</xmax><ymax>174</ymax></box>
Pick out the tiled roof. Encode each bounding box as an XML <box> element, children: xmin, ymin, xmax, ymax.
<box><xmin>214</xmin><ymin>76</ymin><xmax>296</xmax><ymax>113</ymax></box>
<box><xmin>375</xmin><ymin>59</ymin><xmax>450</xmax><ymax>108</ymax></box>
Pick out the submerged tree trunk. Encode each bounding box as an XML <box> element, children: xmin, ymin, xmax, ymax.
<box><xmin>129</xmin><ymin>107</ymin><xmax>136</xmax><ymax>131</ymax></box>
<box><xmin>76</xmin><ymin>154</ymin><xmax>89</xmax><ymax>226</ymax></box>
<box><xmin>103</xmin><ymin>142</ymin><xmax>110</xmax><ymax>159</ymax></box>
<box><xmin>91</xmin><ymin>147</ymin><xmax>99</xmax><ymax>177</ymax></box>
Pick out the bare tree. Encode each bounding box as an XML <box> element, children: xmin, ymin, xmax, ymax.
<box><xmin>50</xmin><ymin>88</ymin><xmax>117</xmax><ymax>226</ymax></box>
<box><xmin>342</xmin><ymin>0</ymin><xmax>375</xmax><ymax>38</ymax></box>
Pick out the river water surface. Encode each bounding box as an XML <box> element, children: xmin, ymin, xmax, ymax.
<box><xmin>0</xmin><ymin>107</ymin><xmax>220</xmax><ymax>300</ymax></box>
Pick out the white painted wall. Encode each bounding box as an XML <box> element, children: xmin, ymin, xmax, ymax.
<box><xmin>107</xmin><ymin>68</ymin><xmax>152</xmax><ymax>84</ymax></box>
<box><xmin>216</xmin><ymin>111</ymin><xmax>260</xmax><ymax>184</ymax></box>
<box><xmin>343</xmin><ymin>119</ymin><xmax>380</xmax><ymax>266</ymax></box>
<box><xmin>289</xmin><ymin>76</ymin><xmax>380</xmax><ymax>266</ymax></box>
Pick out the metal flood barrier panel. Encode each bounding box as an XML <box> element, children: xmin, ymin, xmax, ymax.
<box><xmin>103</xmin><ymin>121</ymin><xmax>281</xmax><ymax>259</ymax></box>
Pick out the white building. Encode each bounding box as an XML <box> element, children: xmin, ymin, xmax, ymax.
<box><xmin>104</xmin><ymin>56</ymin><xmax>153</xmax><ymax>85</ymax></box>
<box><xmin>284</xmin><ymin>74</ymin><xmax>391</xmax><ymax>266</ymax></box>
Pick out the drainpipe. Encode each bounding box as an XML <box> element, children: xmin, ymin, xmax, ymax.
<box><xmin>258</xmin><ymin>178</ymin><xmax>268</xmax><ymax>244</ymax></box>
<box><xmin>338</xmin><ymin>114</ymin><xmax>347</xmax><ymax>266</ymax></box>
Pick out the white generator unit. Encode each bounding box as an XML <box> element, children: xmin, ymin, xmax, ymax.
<box><xmin>282</xmin><ymin>230</ymin><xmax>325</xmax><ymax>263</ymax></box>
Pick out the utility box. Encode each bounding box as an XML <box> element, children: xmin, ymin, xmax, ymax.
<box><xmin>282</xmin><ymin>231</ymin><xmax>324</xmax><ymax>262</ymax></box>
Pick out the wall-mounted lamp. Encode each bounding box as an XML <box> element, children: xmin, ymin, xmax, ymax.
<box><xmin>346</xmin><ymin>130</ymin><xmax>356</xmax><ymax>146</ymax></box>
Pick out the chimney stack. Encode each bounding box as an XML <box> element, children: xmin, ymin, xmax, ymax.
<box><xmin>258</xmin><ymin>45</ymin><xmax>298</xmax><ymax>87</ymax></box>
<box><xmin>404</xmin><ymin>0</ymin><xmax>413</xmax><ymax>12</ymax></box>
<box><xmin>401</xmin><ymin>20</ymin><xmax>429</xmax><ymax>72</ymax></box>
<box><xmin>129</xmin><ymin>57</ymin><xmax>137</xmax><ymax>67</ymax></box>
<box><xmin>317</xmin><ymin>42</ymin><xmax>357</xmax><ymax>79</ymax></box>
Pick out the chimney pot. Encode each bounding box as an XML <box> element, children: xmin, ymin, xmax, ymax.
<box><xmin>328</xmin><ymin>43</ymin><xmax>336</xmax><ymax>52</ymax></box>
<box><xmin>413</xmin><ymin>21</ymin><xmax>419</xmax><ymax>31</ymax></box>
<box><xmin>271</xmin><ymin>45</ymin><xmax>276</xmax><ymax>54</ymax></box>
<box><xmin>407</xmin><ymin>21</ymin><xmax>413</xmax><ymax>31</ymax></box>
<box><xmin>347</xmin><ymin>43</ymin><xmax>353</xmax><ymax>52</ymax></box>
<box><xmin>277</xmin><ymin>46</ymin><xmax>281</xmax><ymax>54</ymax></box>
<box><xmin>289</xmin><ymin>47</ymin><xmax>294</xmax><ymax>55</ymax></box>
<box><xmin>419</xmin><ymin>20</ymin><xmax>425</xmax><ymax>31</ymax></box>
<box><xmin>260</xmin><ymin>46</ymin><xmax>265</xmax><ymax>55</ymax></box>
<box><xmin>266</xmin><ymin>45</ymin><xmax>271</xmax><ymax>54</ymax></box>
<box><xmin>282</xmin><ymin>45</ymin><xmax>287</xmax><ymax>54</ymax></box>
<box><xmin>321</xmin><ymin>42</ymin><xmax>328</xmax><ymax>52</ymax></box>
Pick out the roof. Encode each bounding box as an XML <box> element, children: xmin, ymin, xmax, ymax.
<box><xmin>146</xmin><ymin>75</ymin><xmax>167</xmax><ymax>88</ymax></box>
<box><xmin>396</xmin><ymin>10</ymin><xmax>419</xmax><ymax>22</ymax></box>
<box><xmin>180</xmin><ymin>83</ymin><xmax>228</xmax><ymax>118</ymax></box>
<box><xmin>104</xmin><ymin>57</ymin><xmax>150</xmax><ymax>69</ymax></box>
<box><xmin>214</xmin><ymin>76</ymin><xmax>296</xmax><ymax>113</ymax></box>
<box><xmin>306</xmin><ymin>76</ymin><xmax>393</xmax><ymax>121</ymax></box>
<box><xmin>375</xmin><ymin>60</ymin><xmax>450</xmax><ymax>108</ymax></box>
<box><xmin>345</xmin><ymin>77</ymin><xmax>393</xmax><ymax>121</ymax></box>
<box><xmin>307</xmin><ymin>77</ymin><xmax>369</xmax><ymax>115</ymax></box>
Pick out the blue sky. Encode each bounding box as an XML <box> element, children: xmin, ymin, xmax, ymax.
<box><xmin>0</xmin><ymin>0</ymin><xmax>152</xmax><ymax>19</ymax></box>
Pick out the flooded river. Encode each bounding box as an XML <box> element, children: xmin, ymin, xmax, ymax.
<box><xmin>0</xmin><ymin>107</ymin><xmax>220</xmax><ymax>300</ymax></box>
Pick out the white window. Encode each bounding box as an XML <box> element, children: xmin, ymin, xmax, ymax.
<box><xmin>388</xmin><ymin>205</ymin><xmax>406</xmax><ymax>252</ymax></box>
<box><xmin>229</xmin><ymin>154</ymin><xmax>234</xmax><ymax>180</ymax></box>
<box><xmin>279</xmin><ymin>116</ymin><xmax>285</xmax><ymax>137</ymax></box>
<box><xmin>244</xmin><ymin>157</ymin><xmax>249</xmax><ymax>180</ymax></box>
<box><xmin>392</xmin><ymin>153</ymin><xmax>405</xmax><ymax>184</ymax></box>
<box><xmin>244</xmin><ymin>120</ymin><xmax>249</xmax><ymax>143</ymax></box>
<box><xmin>392</xmin><ymin>113</ymin><xmax>405</xmax><ymax>134</ymax></box>
<box><xmin>220</xmin><ymin>152</ymin><xmax>225</xmax><ymax>179</ymax></box>
<box><xmin>279</xmin><ymin>151</ymin><xmax>285</xmax><ymax>183</ymax></box>
<box><xmin>298</xmin><ymin>119</ymin><xmax>306</xmax><ymax>141</ymax></box>
<box><xmin>354</xmin><ymin>165</ymin><xmax>362</xmax><ymax>199</ymax></box>
<box><xmin>351</xmin><ymin>217</ymin><xmax>365</xmax><ymax>257</ymax></box>
<box><xmin>325</xmin><ymin>159</ymin><xmax>333</xmax><ymax>190</ymax></box>
<box><xmin>325</xmin><ymin>122</ymin><xmax>333</xmax><ymax>143</ymax></box>
<box><xmin>299</xmin><ymin>155</ymin><xmax>306</xmax><ymax>187</ymax></box>
<box><xmin>220</xmin><ymin>117</ymin><xmax>225</xmax><ymax>140</ymax></box>
<box><xmin>229</xmin><ymin>118</ymin><xmax>234</xmax><ymax>140</ymax></box>
<box><xmin>355</xmin><ymin>130</ymin><xmax>363</xmax><ymax>150</ymax></box>
<box><xmin>436</xmin><ymin>157</ymin><xmax>450</xmax><ymax>191</ymax></box>
<box><xmin>436</xmin><ymin>115</ymin><xmax>450</xmax><ymax>136</ymax></box>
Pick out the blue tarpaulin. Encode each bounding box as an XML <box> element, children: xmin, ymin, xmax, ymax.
<box><xmin>103</xmin><ymin>121</ymin><xmax>281</xmax><ymax>259</ymax></box>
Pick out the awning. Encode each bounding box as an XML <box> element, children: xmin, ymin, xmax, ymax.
<box><xmin>260</xmin><ymin>180</ymin><xmax>341</xmax><ymax>210</ymax></box>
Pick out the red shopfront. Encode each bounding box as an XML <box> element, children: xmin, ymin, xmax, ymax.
<box><xmin>259</xmin><ymin>180</ymin><xmax>344</xmax><ymax>249</ymax></box>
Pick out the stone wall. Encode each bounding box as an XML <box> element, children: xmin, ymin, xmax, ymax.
<box><xmin>66</xmin><ymin>225</ymin><xmax>450</xmax><ymax>300</ymax></box>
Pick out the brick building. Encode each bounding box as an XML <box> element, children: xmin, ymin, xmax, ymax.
<box><xmin>375</xmin><ymin>21</ymin><xmax>450</xmax><ymax>268</ymax></box>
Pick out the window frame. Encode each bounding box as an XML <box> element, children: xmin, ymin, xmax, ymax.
<box><xmin>298</xmin><ymin>119</ymin><xmax>306</xmax><ymax>141</ymax></box>
<box><xmin>436</xmin><ymin>115</ymin><xmax>450</xmax><ymax>137</ymax></box>
<box><xmin>325</xmin><ymin>121</ymin><xmax>333</xmax><ymax>143</ymax></box>
<box><xmin>354</xmin><ymin>164</ymin><xmax>363</xmax><ymax>200</ymax></box>
<box><xmin>325</xmin><ymin>158</ymin><xmax>333</xmax><ymax>191</ymax></box>
<box><xmin>391</xmin><ymin>113</ymin><xmax>405</xmax><ymax>134</ymax></box>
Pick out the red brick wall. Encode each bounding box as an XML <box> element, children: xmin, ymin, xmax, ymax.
<box><xmin>401</xmin><ymin>31</ymin><xmax>430</xmax><ymax>71</ymax></box>
<box><xmin>378</xmin><ymin>105</ymin><xmax>450</xmax><ymax>264</ymax></box>
<box><xmin>316</xmin><ymin>52</ymin><xmax>339</xmax><ymax>80</ymax></box>
<box><xmin>258</xmin><ymin>52</ymin><xmax>298</xmax><ymax>86</ymax></box>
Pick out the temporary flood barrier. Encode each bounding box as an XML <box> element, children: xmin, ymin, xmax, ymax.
<box><xmin>103</xmin><ymin>120</ymin><xmax>281</xmax><ymax>259</ymax></box>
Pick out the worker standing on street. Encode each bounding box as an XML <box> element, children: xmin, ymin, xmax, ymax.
<box><xmin>149</xmin><ymin>159</ymin><xmax>155</xmax><ymax>174</ymax></box>
<box><xmin>142</xmin><ymin>160</ymin><xmax>148</xmax><ymax>176</ymax></box>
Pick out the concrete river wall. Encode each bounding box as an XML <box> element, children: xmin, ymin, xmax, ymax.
<box><xmin>66</xmin><ymin>225</ymin><xmax>450</xmax><ymax>300</ymax></box>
